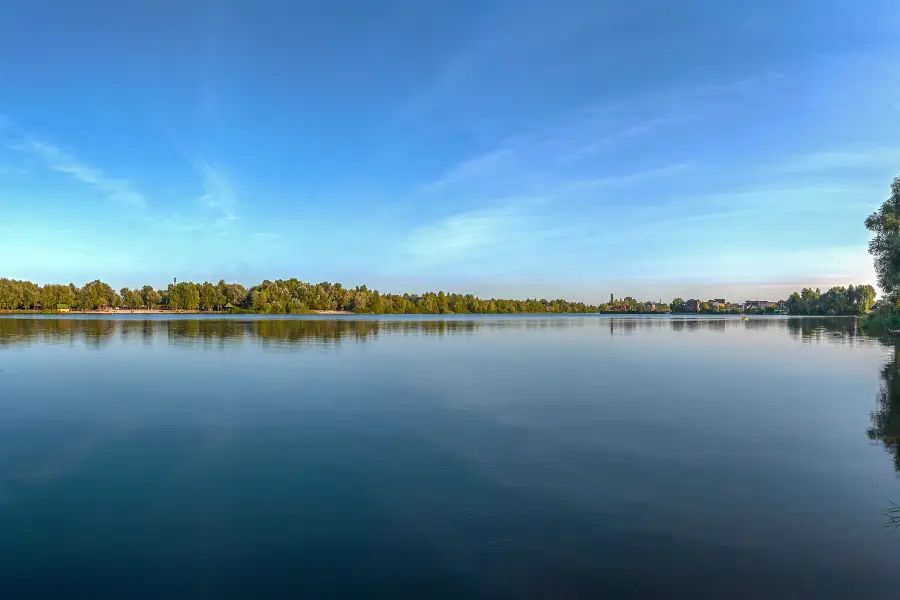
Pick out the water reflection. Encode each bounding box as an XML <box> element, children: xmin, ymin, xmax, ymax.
<box><xmin>2</xmin><ymin>314</ymin><xmax>900</xmax><ymax>598</ymax></box>
<box><xmin>786</xmin><ymin>317</ymin><xmax>865</xmax><ymax>345</ymax></box>
<box><xmin>0</xmin><ymin>315</ymin><xmax>879</xmax><ymax>349</ymax></box>
<box><xmin>0</xmin><ymin>317</ymin><xmax>597</xmax><ymax>350</ymax></box>
<box><xmin>869</xmin><ymin>342</ymin><xmax>900</xmax><ymax>472</ymax></box>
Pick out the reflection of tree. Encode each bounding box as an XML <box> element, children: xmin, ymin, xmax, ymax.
<box><xmin>0</xmin><ymin>318</ymin><xmax>116</xmax><ymax>348</ymax></box>
<box><xmin>0</xmin><ymin>317</ymin><xmax>497</xmax><ymax>349</ymax></box>
<box><xmin>606</xmin><ymin>318</ymin><xmax>668</xmax><ymax>336</ymax></box>
<box><xmin>869</xmin><ymin>344</ymin><xmax>900</xmax><ymax>472</ymax></box>
<box><xmin>786</xmin><ymin>317</ymin><xmax>861</xmax><ymax>345</ymax></box>
<box><xmin>608</xmin><ymin>319</ymin><xmax>638</xmax><ymax>336</ymax></box>
<box><xmin>660</xmin><ymin>315</ymin><xmax>872</xmax><ymax>347</ymax></box>
<box><xmin>667</xmin><ymin>318</ymin><xmax>743</xmax><ymax>333</ymax></box>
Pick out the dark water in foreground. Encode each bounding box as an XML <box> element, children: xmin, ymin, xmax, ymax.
<box><xmin>2</xmin><ymin>315</ymin><xmax>900</xmax><ymax>599</ymax></box>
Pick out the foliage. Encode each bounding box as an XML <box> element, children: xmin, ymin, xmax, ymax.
<box><xmin>0</xmin><ymin>277</ymin><xmax>602</xmax><ymax>314</ymax></box>
<box><xmin>785</xmin><ymin>285</ymin><xmax>876</xmax><ymax>316</ymax></box>
<box><xmin>861</xmin><ymin>301</ymin><xmax>900</xmax><ymax>331</ymax></box>
<box><xmin>865</xmin><ymin>176</ymin><xmax>900</xmax><ymax>301</ymax></box>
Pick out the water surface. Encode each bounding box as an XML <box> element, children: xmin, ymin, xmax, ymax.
<box><xmin>1</xmin><ymin>315</ymin><xmax>899</xmax><ymax>599</ymax></box>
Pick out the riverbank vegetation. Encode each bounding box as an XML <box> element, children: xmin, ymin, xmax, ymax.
<box><xmin>863</xmin><ymin>176</ymin><xmax>900</xmax><ymax>330</ymax></box>
<box><xmin>0</xmin><ymin>277</ymin><xmax>602</xmax><ymax>314</ymax></box>
<box><xmin>784</xmin><ymin>285</ymin><xmax>876</xmax><ymax>316</ymax></box>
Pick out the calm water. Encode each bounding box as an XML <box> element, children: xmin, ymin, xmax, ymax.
<box><xmin>1</xmin><ymin>315</ymin><xmax>900</xmax><ymax>599</ymax></box>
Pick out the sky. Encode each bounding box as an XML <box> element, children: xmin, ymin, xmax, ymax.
<box><xmin>1</xmin><ymin>0</ymin><xmax>898</xmax><ymax>302</ymax></box>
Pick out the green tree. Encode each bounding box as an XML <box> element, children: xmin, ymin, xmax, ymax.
<box><xmin>142</xmin><ymin>285</ymin><xmax>161</xmax><ymax>309</ymax></box>
<box><xmin>199</xmin><ymin>282</ymin><xmax>218</xmax><ymax>311</ymax></box>
<box><xmin>855</xmin><ymin>284</ymin><xmax>877</xmax><ymax>314</ymax></box>
<box><xmin>866</xmin><ymin>176</ymin><xmax>900</xmax><ymax>300</ymax></box>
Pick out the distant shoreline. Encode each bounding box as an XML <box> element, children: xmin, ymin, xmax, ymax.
<box><xmin>0</xmin><ymin>308</ymin><xmax>358</xmax><ymax>315</ymax></box>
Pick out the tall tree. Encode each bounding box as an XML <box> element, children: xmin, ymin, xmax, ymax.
<box><xmin>866</xmin><ymin>176</ymin><xmax>900</xmax><ymax>301</ymax></box>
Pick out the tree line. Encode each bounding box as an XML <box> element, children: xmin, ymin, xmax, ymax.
<box><xmin>785</xmin><ymin>285</ymin><xmax>876</xmax><ymax>316</ymax></box>
<box><xmin>1</xmin><ymin>277</ymin><xmax>880</xmax><ymax>316</ymax></box>
<box><xmin>0</xmin><ymin>277</ymin><xmax>601</xmax><ymax>314</ymax></box>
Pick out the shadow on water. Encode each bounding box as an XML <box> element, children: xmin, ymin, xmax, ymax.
<box><xmin>603</xmin><ymin>315</ymin><xmax>868</xmax><ymax>340</ymax></box>
<box><xmin>0</xmin><ymin>318</ymin><xmax>486</xmax><ymax>350</ymax></box>
<box><xmin>861</xmin><ymin>335</ymin><xmax>900</xmax><ymax>529</ymax></box>
<box><xmin>868</xmin><ymin>341</ymin><xmax>900</xmax><ymax>473</ymax></box>
<box><xmin>0</xmin><ymin>315</ymin><xmax>879</xmax><ymax>348</ymax></box>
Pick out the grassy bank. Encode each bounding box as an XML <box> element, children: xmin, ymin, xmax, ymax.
<box><xmin>861</xmin><ymin>304</ymin><xmax>900</xmax><ymax>332</ymax></box>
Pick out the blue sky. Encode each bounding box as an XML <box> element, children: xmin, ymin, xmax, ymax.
<box><xmin>1</xmin><ymin>0</ymin><xmax>898</xmax><ymax>302</ymax></box>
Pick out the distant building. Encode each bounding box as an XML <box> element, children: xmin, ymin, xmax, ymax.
<box><xmin>685</xmin><ymin>299</ymin><xmax>701</xmax><ymax>313</ymax></box>
<box><xmin>56</xmin><ymin>304</ymin><xmax>70</xmax><ymax>313</ymax></box>
<box><xmin>744</xmin><ymin>300</ymin><xmax>773</xmax><ymax>311</ymax></box>
<box><xmin>709</xmin><ymin>298</ymin><xmax>726</xmax><ymax>309</ymax></box>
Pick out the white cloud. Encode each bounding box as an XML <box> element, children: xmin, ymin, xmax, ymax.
<box><xmin>14</xmin><ymin>138</ymin><xmax>145</xmax><ymax>207</ymax></box>
<box><xmin>399</xmin><ymin>107</ymin><xmax>689</xmax><ymax>268</ymax></box>
<box><xmin>774</xmin><ymin>145</ymin><xmax>900</xmax><ymax>174</ymax></box>
<box><xmin>558</xmin><ymin>116</ymin><xmax>668</xmax><ymax>163</ymax></box>
<box><xmin>393</xmin><ymin>3</ymin><xmax>608</xmax><ymax>124</ymax></box>
<box><xmin>0</xmin><ymin>161</ymin><xmax>28</xmax><ymax>175</ymax></box>
<box><xmin>402</xmin><ymin>206</ymin><xmax>527</xmax><ymax>263</ymax></box>
<box><xmin>689</xmin><ymin>72</ymin><xmax>788</xmax><ymax>96</ymax></box>
<box><xmin>421</xmin><ymin>149</ymin><xmax>514</xmax><ymax>192</ymax></box>
<box><xmin>413</xmin><ymin>108</ymin><xmax>678</xmax><ymax>212</ymax></box>
<box><xmin>563</xmin><ymin>163</ymin><xmax>690</xmax><ymax>192</ymax></box>
<box><xmin>194</xmin><ymin>159</ymin><xmax>239</xmax><ymax>227</ymax></box>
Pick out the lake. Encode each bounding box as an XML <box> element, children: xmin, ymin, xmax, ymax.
<box><xmin>1</xmin><ymin>315</ymin><xmax>899</xmax><ymax>599</ymax></box>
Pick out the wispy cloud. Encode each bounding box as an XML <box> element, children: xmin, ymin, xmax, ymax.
<box><xmin>395</xmin><ymin>3</ymin><xmax>606</xmax><ymax>124</ymax></box>
<box><xmin>400</xmin><ymin>105</ymin><xmax>690</xmax><ymax>268</ymax></box>
<box><xmin>194</xmin><ymin>159</ymin><xmax>239</xmax><ymax>228</ymax></box>
<box><xmin>251</xmin><ymin>232</ymin><xmax>282</xmax><ymax>250</ymax></box>
<box><xmin>690</xmin><ymin>72</ymin><xmax>788</xmax><ymax>96</ymax></box>
<box><xmin>417</xmin><ymin>109</ymin><xmax>676</xmax><ymax>201</ymax></box>
<box><xmin>402</xmin><ymin>205</ymin><xmax>528</xmax><ymax>264</ymax></box>
<box><xmin>626</xmin><ymin>184</ymin><xmax>880</xmax><ymax>236</ymax></box>
<box><xmin>649</xmin><ymin>245</ymin><xmax>873</xmax><ymax>282</ymax></box>
<box><xmin>563</xmin><ymin>163</ymin><xmax>690</xmax><ymax>192</ymax></box>
<box><xmin>12</xmin><ymin>138</ymin><xmax>145</xmax><ymax>207</ymax></box>
<box><xmin>422</xmin><ymin>149</ymin><xmax>514</xmax><ymax>193</ymax></box>
<box><xmin>0</xmin><ymin>161</ymin><xmax>28</xmax><ymax>175</ymax></box>
<box><xmin>558</xmin><ymin>117</ymin><xmax>668</xmax><ymax>163</ymax></box>
<box><xmin>773</xmin><ymin>145</ymin><xmax>900</xmax><ymax>174</ymax></box>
